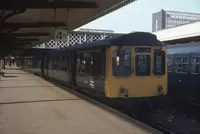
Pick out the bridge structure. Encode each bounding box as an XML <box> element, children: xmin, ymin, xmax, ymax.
<box><xmin>34</xmin><ymin>28</ymin><xmax>124</xmax><ymax>49</ymax></box>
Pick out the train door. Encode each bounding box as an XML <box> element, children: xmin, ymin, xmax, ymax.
<box><xmin>167</xmin><ymin>55</ymin><xmax>175</xmax><ymax>93</ymax></box>
<box><xmin>101</xmin><ymin>48</ymin><xmax>106</xmax><ymax>80</ymax></box>
<box><xmin>41</xmin><ymin>53</ymin><xmax>45</xmax><ymax>76</ymax></box>
<box><xmin>44</xmin><ymin>54</ymin><xmax>49</xmax><ymax>77</ymax></box>
<box><xmin>189</xmin><ymin>54</ymin><xmax>200</xmax><ymax>92</ymax></box>
<box><xmin>174</xmin><ymin>54</ymin><xmax>189</xmax><ymax>93</ymax></box>
<box><xmin>70</xmin><ymin>52</ymin><xmax>77</xmax><ymax>86</ymax></box>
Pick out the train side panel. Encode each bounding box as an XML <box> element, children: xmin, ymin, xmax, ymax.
<box><xmin>23</xmin><ymin>56</ymin><xmax>34</xmax><ymax>72</ymax></box>
<box><xmin>168</xmin><ymin>51</ymin><xmax>200</xmax><ymax>94</ymax></box>
<box><xmin>167</xmin><ymin>43</ymin><xmax>200</xmax><ymax>103</ymax></box>
<box><xmin>168</xmin><ymin>53</ymin><xmax>190</xmax><ymax>94</ymax></box>
<box><xmin>44</xmin><ymin>51</ymin><xmax>71</xmax><ymax>85</ymax></box>
<box><xmin>52</xmin><ymin>52</ymin><xmax>71</xmax><ymax>85</ymax></box>
<box><xmin>32</xmin><ymin>55</ymin><xmax>42</xmax><ymax>75</ymax></box>
<box><xmin>75</xmin><ymin>49</ymin><xmax>106</xmax><ymax>96</ymax></box>
<box><xmin>44</xmin><ymin>53</ymin><xmax>49</xmax><ymax>77</ymax></box>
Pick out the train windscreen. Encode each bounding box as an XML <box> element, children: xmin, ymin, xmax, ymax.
<box><xmin>112</xmin><ymin>48</ymin><xmax>131</xmax><ymax>76</ymax></box>
<box><xmin>135</xmin><ymin>54</ymin><xmax>151</xmax><ymax>76</ymax></box>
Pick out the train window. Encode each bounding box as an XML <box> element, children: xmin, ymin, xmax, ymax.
<box><xmin>191</xmin><ymin>56</ymin><xmax>200</xmax><ymax>74</ymax></box>
<box><xmin>135</xmin><ymin>55</ymin><xmax>150</xmax><ymax>76</ymax></box>
<box><xmin>63</xmin><ymin>56</ymin><xmax>65</xmax><ymax>61</ymax></box>
<box><xmin>175</xmin><ymin>56</ymin><xmax>188</xmax><ymax>73</ymax></box>
<box><xmin>90</xmin><ymin>52</ymin><xmax>102</xmax><ymax>76</ymax></box>
<box><xmin>153</xmin><ymin>49</ymin><xmax>166</xmax><ymax>75</ymax></box>
<box><xmin>167</xmin><ymin>57</ymin><xmax>174</xmax><ymax>72</ymax></box>
<box><xmin>77</xmin><ymin>53</ymin><xmax>90</xmax><ymax>74</ymax></box>
<box><xmin>65</xmin><ymin>56</ymin><xmax>70</xmax><ymax>71</ymax></box>
<box><xmin>84</xmin><ymin>53</ymin><xmax>91</xmax><ymax>73</ymax></box>
<box><xmin>76</xmin><ymin>51</ymin><xmax>103</xmax><ymax>76</ymax></box>
<box><xmin>112</xmin><ymin>48</ymin><xmax>131</xmax><ymax>76</ymax></box>
<box><xmin>48</xmin><ymin>60</ymin><xmax>51</xmax><ymax>69</ymax></box>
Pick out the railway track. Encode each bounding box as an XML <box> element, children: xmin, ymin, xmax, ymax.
<box><xmin>154</xmin><ymin>125</ymin><xmax>176</xmax><ymax>134</ymax></box>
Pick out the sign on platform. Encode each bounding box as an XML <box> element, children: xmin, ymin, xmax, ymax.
<box><xmin>54</xmin><ymin>29</ymin><xmax>68</xmax><ymax>42</ymax></box>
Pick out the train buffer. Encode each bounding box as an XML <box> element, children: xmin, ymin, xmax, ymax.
<box><xmin>0</xmin><ymin>66</ymin><xmax>162</xmax><ymax>134</ymax></box>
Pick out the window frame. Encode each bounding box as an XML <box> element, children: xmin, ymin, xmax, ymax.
<box><xmin>167</xmin><ymin>56</ymin><xmax>174</xmax><ymax>72</ymax></box>
<box><xmin>153</xmin><ymin>49</ymin><xmax>166</xmax><ymax>75</ymax></box>
<box><xmin>175</xmin><ymin>56</ymin><xmax>189</xmax><ymax>74</ymax></box>
<box><xmin>135</xmin><ymin>54</ymin><xmax>151</xmax><ymax>76</ymax></box>
<box><xmin>76</xmin><ymin>50</ymin><xmax>104</xmax><ymax>77</ymax></box>
<box><xmin>191</xmin><ymin>56</ymin><xmax>200</xmax><ymax>75</ymax></box>
<box><xmin>112</xmin><ymin>48</ymin><xmax>132</xmax><ymax>77</ymax></box>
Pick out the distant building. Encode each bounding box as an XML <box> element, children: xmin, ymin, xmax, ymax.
<box><xmin>152</xmin><ymin>9</ymin><xmax>200</xmax><ymax>32</ymax></box>
<box><xmin>78</xmin><ymin>28</ymin><xmax>114</xmax><ymax>33</ymax></box>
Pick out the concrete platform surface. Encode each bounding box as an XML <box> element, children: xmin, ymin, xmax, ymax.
<box><xmin>0</xmin><ymin>67</ymin><xmax>162</xmax><ymax>134</ymax></box>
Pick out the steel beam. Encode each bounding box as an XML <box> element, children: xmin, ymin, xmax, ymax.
<box><xmin>0</xmin><ymin>37</ymin><xmax>39</xmax><ymax>41</ymax></box>
<box><xmin>0</xmin><ymin>32</ymin><xmax>50</xmax><ymax>37</ymax></box>
<box><xmin>0</xmin><ymin>0</ymin><xmax>97</xmax><ymax>9</ymax></box>
<box><xmin>0</xmin><ymin>21</ymin><xmax>66</xmax><ymax>29</ymax></box>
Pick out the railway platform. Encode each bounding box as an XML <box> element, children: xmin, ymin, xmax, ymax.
<box><xmin>0</xmin><ymin>66</ymin><xmax>162</xmax><ymax>134</ymax></box>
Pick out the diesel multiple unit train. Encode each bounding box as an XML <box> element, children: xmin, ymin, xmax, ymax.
<box><xmin>167</xmin><ymin>42</ymin><xmax>200</xmax><ymax>104</ymax></box>
<box><xmin>22</xmin><ymin>32</ymin><xmax>167</xmax><ymax>100</ymax></box>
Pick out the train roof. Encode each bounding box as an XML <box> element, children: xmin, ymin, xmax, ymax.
<box><xmin>47</xmin><ymin>32</ymin><xmax>164</xmax><ymax>54</ymax></box>
<box><xmin>21</xmin><ymin>48</ymin><xmax>53</xmax><ymax>56</ymax></box>
<box><xmin>167</xmin><ymin>42</ymin><xmax>200</xmax><ymax>54</ymax></box>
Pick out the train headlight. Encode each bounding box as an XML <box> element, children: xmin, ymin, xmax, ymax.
<box><xmin>120</xmin><ymin>87</ymin><xmax>129</xmax><ymax>98</ymax></box>
<box><xmin>157</xmin><ymin>85</ymin><xmax>163</xmax><ymax>95</ymax></box>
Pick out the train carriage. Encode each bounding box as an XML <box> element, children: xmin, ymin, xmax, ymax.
<box><xmin>43</xmin><ymin>32</ymin><xmax>167</xmax><ymax>98</ymax></box>
<box><xmin>21</xmin><ymin>48</ymin><xmax>51</xmax><ymax>75</ymax></box>
<box><xmin>167</xmin><ymin>42</ymin><xmax>200</xmax><ymax>104</ymax></box>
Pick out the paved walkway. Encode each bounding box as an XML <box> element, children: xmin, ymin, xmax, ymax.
<box><xmin>0</xmin><ymin>66</ymin><xmax>162</xmax><ymax>134</ymax></box>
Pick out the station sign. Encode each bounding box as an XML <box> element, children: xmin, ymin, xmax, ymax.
<box><xmin>54</xmin><ymin>29</ymin><xmax>68</xmax><ymax>42</ymax></box>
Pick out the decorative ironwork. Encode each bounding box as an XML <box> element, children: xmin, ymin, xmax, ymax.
<box><xmin>34</xmin><ymin>31</ymin><xmax>124</xmax><ymax>49</ymax></box>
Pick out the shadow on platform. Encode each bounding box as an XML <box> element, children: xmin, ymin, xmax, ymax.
<box><xmin>4</xmin><ymin>67</ymin><xmax>20</xmax><ymax>70</ymax></box>
<box><xmin>0</xmin><ymin>85</ymin><xmax>57</xmax><ymax>88</ymax></box>
<box><xmin>3</xmin><ymin>76</ymin><xmax>18</xmax><ymax>78</ymax></box>
<box><xmin>4</xmin><ymin>73</ymin><xmax>28</xmax><ymax>74</ymax></box>
<box><xmin>0</xmin><ymin>98</ymin><xmax>81</xmax><ymax>105</ymax></box>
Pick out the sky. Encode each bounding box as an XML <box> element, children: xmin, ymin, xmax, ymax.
<box><xmin>76</xmin><ymin>0</ymin><xmax>200</xmax><ymax>33</ymax></box>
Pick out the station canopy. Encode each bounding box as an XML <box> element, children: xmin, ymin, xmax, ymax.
<box><xmin>0</xmin><ymin>0</ymin><xmax>137</xmax><ymax>56</ymax></box>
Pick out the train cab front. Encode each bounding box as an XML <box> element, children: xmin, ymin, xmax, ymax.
<box><xmin>105</xmin><ymin>45</ymin><xmax>168</xmax><ymax>98</ymax></box>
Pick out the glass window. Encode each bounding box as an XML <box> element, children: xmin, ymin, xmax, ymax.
<box><xmin>76</xmin><ymin>51</ymin><xmax>104</xmax><ymax>77</ymax></box>
<box><xmin>135</xmin><ymin>55</ymin><xmax>150</xmax><ymax>76</ymax></box>
<box><xmin>112</xmin><ymin>48</ymin><xmax>131</xmax><ymax>76</ymax></box>
<box><xmin>168</xmin><ymin>57</ymin><xmax>174</xmax><ymax>72</ymax></box>
<box><xmin>60</xmin><ymin>54</ymin><xmax>69</xmax><ymax>71</ymax></box>
<box><xmin>52</xmin><ymin>55</ymin><xmax>57</xmax><ymax>69</ymax></box>
<box><xmin>191</xmin><ymin>56</ymin><xmax>200</xmax><ymax>74</ymax></box>
<box><xmin>78</xmin><ymin>53</ymin><xmax>90</xmax><ymax>74</ymax></box>
<box><xmin>90</xmin><ymin>52</ymin><xmax>103</xmax><ymax>76</ymax></box>
<box><xmin>154</xmin><ymin>49</ymin><xmax>166</xmax><ymax>75</ymax></box>
<box><xmin>63</xmin><ymin>56</ymin><xmax>65</xmax><ymax>61</ymax></box>
<box><xmin>175</xmin><ymin>56</ymin><xmax>188</xmax><ymax>73</ymax></box>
